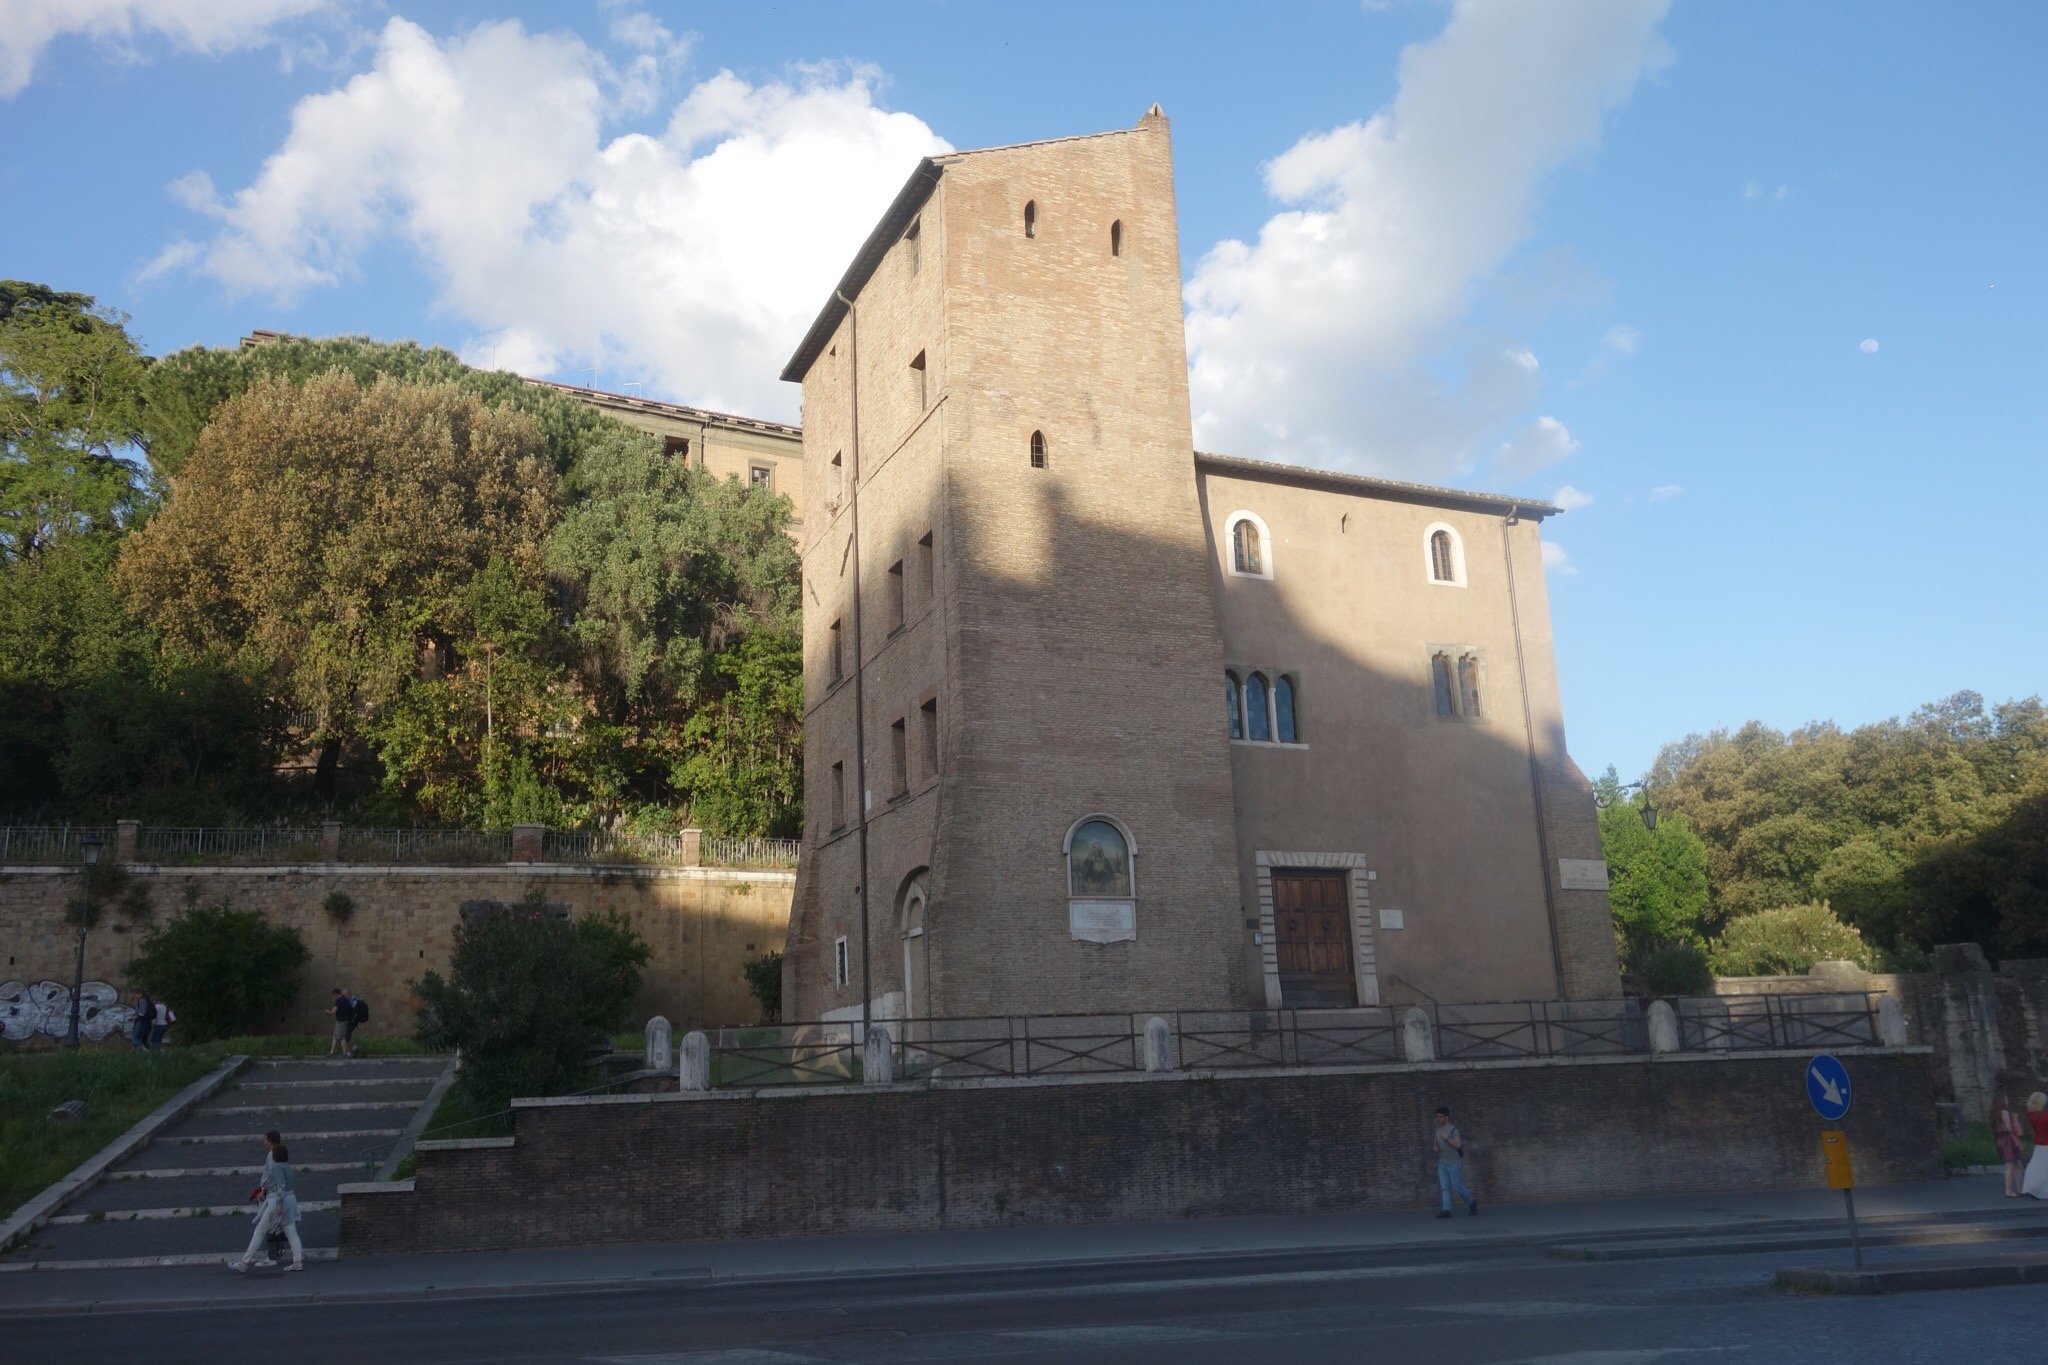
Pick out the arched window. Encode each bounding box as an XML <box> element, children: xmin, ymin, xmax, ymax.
<box><xmin>1431</xmin><ymin>653</ymin><xmax>1457</xmax><ymax>717</ymax></box>
<box><xmin>1457</xmin><ymin>653</ymin><xmax>1483</xmax><ymax>719</ymax></box>
<box><xmin>1245</xmin><ymin>672</ymin><xmax>1272</xmax><ymax>741</ymax></box>
<box><xmin>1225</xmin><ymin>511</ymin><xmax>1271</xmax><ymax>578</ymax></box>
<box><xmin>1029</xmin><ymin>430</ymin><xmax>1047</xmax><ymax>468</ymax></box>
<box><xmin>1275</xmin><ymin>675</ymin><xmax>1299</xmax><ymax>743</ymax></box>
<box><xmin>1225</xmin><ymin>671</ymin><xmax>1243</xmax><ymax>740</ymax></box>
<box><xmin>1023</xmin><ymin>200</ymin><xmax>1036</xmax><ymax>239</ymax></box>
<box><xmin>1425</xmin><ymin>522</ymin><xmax>1465</xmax><ymax>586</ymax></box>
<box><xmin>1066</xmin><ymin>817</ymin><xmax>1132</xmax><ymax>898</ymax></box>
<box><xmin>1233</xmin><ymin>519</ymin><xmax>1261</xmax><ymax>574</ymax></box>
<box><xmin>1110</xmin><ymin>220</ymin><xmax>1123</xmax><ymax>256</ymax></box>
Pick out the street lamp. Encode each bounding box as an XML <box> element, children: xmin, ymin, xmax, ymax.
<box><xmin>1600</xmin><ymin>781</ymin><xmax>1659</xmax><ymax>834</ymax></box>
<box><xmin>66</xmin><ymin>834</ymin><xmax>103</xmax><ymax>1050</ymax></box>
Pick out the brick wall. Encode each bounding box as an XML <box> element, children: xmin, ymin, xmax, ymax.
<box><xmin>343</xmin><ymin>1047</ymin><xmax>1939</xmax><ymax>1255</ymax></box>
<box><xmin>0</xmin><ymin>863</ymin><xmax>792</xmax><ymax>1039</ymax></box>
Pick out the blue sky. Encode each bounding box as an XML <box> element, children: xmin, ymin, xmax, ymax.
<box><xmin>3</xmin><ymin>1</ymin><xmax>2043</xmax><ymax>781</ymax></box>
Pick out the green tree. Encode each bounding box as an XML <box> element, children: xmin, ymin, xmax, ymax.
<box><xmin>1594</xmin><ymin>765</ymin><xmax>1711</xmax><ymax>967</ymax></box>
<box><xmin>124</xmin><ymin>904</ymin><xmax>310</xmax><ymax>1040</ymax></box>
<box><xmin>1707</xmin><ymin>901</ymin><xmax>1879</xmax><ymax>976</ymax></box>
<box><xmin>413</xmin><ymin>904</ymin><xmax>651</xmax><ymax>1115</ymax></box>
<box><xmin>0</xmin><ymin>281</ymin><xmax>152</xmax><ymax>562</ymax></box>
<box><xmin>673</xmin><ymin>630</ymin><xmax>804</xmax><ymax>837</ymax></box>
<box><xmin>117</xmin><ymin>373</ymin><xmax>561</xmax><ymax>799</ymax></box>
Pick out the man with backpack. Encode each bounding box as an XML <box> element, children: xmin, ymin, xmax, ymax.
<box><xmin>348</xmin><ymin>990</ymin><xmax>369</xmax><ymax>1053</ymax></box>
<box><xmin>329</xmin><ymin>988</ymin><xmax>353</xmax><ymax>1056</ymax></box>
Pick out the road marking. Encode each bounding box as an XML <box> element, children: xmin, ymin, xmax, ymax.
<box><xmin>49</xmin><ymin>1200</ymin><xmax>340</xmax><ymax>1224</ymax></box>
<box><xmin>595</xmin><ymin>1353</ymin><xmax>823</xmax><ymax>1364</ymax></box>
<box><xmin>1003</xmin><ymin>1324</ymin><xmax>1238</xmax><ymax>1345</ymax></box>
<box><xmin>1415</xmin><ymin>1300</ymin><xmax>1615</xmax><ymax>1317</ymax></box>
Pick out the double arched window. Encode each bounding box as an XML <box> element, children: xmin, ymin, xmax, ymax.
<box><xmin>1227</xmin><ymin>670</ymin><xmax>1301</xmax><ymax>744</ymax></box>
<box><xmin>1432</xmin><ymin>650</ymin><xmax>1485</xmax><ymax>719</ymax></box>
<box><xmin>1225</xmin><ymin>511</ymin><xmax>1272</xmax><ymax>578</ymax></box>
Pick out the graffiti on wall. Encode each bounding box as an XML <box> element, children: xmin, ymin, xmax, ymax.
<box><xmin>0</xmin><ymin>980</ymin><xmax>137</xmax><ymax>1042</ymax></box>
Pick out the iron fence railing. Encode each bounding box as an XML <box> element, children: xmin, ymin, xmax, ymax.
<box><xmin>542</xmin><ymin>829</ymin><xmax>694</xmax><ymax>865</ymax></box>
<box><xmin>137</xmin><ymin>826</ymin><xmax>325</xmax><ymax>864</ymax></box>
<box><xmin>701</xmin><ymin>993</ymin><xmax>1894</xmax><ymax>1090</ymax></box>
<box><xmin>0</xmin><ymin>825</ymin><xmax>117</xmax><ymax>864</ymax></box>
<box><xmin>704</xmin><ymin>835</ymin><xmax>801</xmax><ymax>869</ymax></box>
<box><xmin>336</xmin><ymin>828</ymin><xmax>515</xmax><ymax>864</ymax></box>
<box><xmin>1677</xmin><ymin>992</ymin><xmax>1883</xmax><ymax>1052</ymax></box>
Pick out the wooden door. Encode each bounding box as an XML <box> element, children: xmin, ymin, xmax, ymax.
<box><xmin>1272</xmin><ymin>869</ymin><xmax>1357</xmax><ymax>1008</ymax></box>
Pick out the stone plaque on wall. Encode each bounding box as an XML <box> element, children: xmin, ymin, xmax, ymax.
<box><xmin>1558</xmin><ymin>858</ymin><xmax>1611</xmax><ymax>891</ymax></box>
<box><xmin>1378</xmin><ymin>908</ymin><xmax>1405</xmax><ymax>930</ymax></box>
<box><xmin>1069</xmin><ymin>900</ymin><xmax>1136</xmax><ymax>943</ymax></box>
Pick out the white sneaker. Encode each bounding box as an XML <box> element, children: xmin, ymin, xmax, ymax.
<box><xmin>284</xmin><ymin>1262</ymin><xmax>305</xmax><ymax>1273</ymax></box>
<box><xmin>227</xmin><ymin>1260</ymin><xmax>248</xmax><ymax>1274</ymax></box>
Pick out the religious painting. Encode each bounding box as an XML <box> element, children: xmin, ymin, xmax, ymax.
<box><xmin>1068</xmin><ymin>819</ymin><xmax>1132</xmax><ymax>897</ymax></box>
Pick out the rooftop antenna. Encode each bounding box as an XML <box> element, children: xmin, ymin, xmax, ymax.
<box><xmin>584</xmin><ymin>368</ymin><xmax>599</xmax><ymax>390</ymax></box>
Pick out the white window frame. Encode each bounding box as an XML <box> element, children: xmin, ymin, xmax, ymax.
<box><xmin>1225</xmin><ymin>510</ymin><xmax>1274</xmax><ymax>580</ymax></box>
<box><xmin>1423</xmin><ymin>521</ymin><xmax>1466</xmax><ymax>587</ymax></box>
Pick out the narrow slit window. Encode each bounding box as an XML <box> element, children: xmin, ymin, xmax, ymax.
<box><xmin>889</xmin><ymin>717</ymin><xmax>907</xmax><ymax>795</ymax></box>
<box><xmin>1030</xmin><ymin>430</ymin><xmax>1048</xmax><ymax>468</ymax></box>
<box><xmin>834</xmin><ymin>936</ymin><xmax>849</xmax><ymax>987</ymax></box>
<box><xmin>1458</xmin><ymin>654</ymin><xmax>1483</xmax><ymax>720</ymax></box>
<box><xmin>830</xmin><ymin>450</ymin><xmax>843</xmax><ymax>501</ymax></box>
<box><xmin>910</xmin><ymin>351</ymin><xmax>927</xmax><ymax>410</ymax></box>
<box><xmin>1275</xmin><ymin>675</ymin><xmax>1299</xmax><ymax>743</ymax></box>
<box><xmin>1110</xmin><ymin>219</ymin><xmax>1122</xmax><ymax>256</ymax></box>
<box><xmin>1226</xmin><ymin>671</ymin><xmax>1243</xmax><ymax>740</ymax></box>
<box><xmin>829</xmin><ymin>618</ymin><xmax>844</xmax><ymax>682</ymax></box>
<box><xmin>1023</xmin><ymin>200</ymin><xmax>1036</xmax><ymax>238</ymax></box>
<box><xmin>919</xmin><ymin>697</ymin><xmax>939</xmax><ymax>777</ymax></box>
<box><xmin>1431</xmin><ymin>653</ymin><xmax>1457</xmax><ymax>717</ymax></box>
<box><xmin>916</xmin><ymin>530</ymin><xmax>934</xmax><ymax>600</ymax></box>
<box><xmin>1245</xmin><ymin>672</ymin><xmax>1272</xmax><ymax>742</ymax></box>
<box><xmin>887</xmin><ymin>560</ymin><xmax>905</xmax><ymax>631</ymax></box>
<box><xmin>904</xmin><ymin>218</ymin><xmax>920</xmax><ymax>274</ymax></box>
<box><xmin>831</xmin><ymin>761</ymin><xmax>846</xmax><ymax>828</ymax></box>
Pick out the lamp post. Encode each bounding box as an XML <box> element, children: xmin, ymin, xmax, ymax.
<box><xmin>66</xmin><ymin>834</ymin><xmax>103</xmax><ymax>1050</ymax></box>
<box><xmin>1600</xmin><ymin>781</ymin><xmax>1660</xmax><ymax>833</ymax></box>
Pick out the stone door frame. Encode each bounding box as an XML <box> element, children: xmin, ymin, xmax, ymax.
<box><xmin>1255</xmin><ymin>851</ymin><xmax>1378</xmax><ymax>1009</ymax></box>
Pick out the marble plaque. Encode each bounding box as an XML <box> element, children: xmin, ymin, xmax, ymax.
<box><xmin>1069</xmin><ymin>899</ymin><xmax>1136</xmax><ymax>943</ymax></box>
<box><xmin>1558</xmin><ymin>858</ymin><xmax>1611</xmax><ymax>891</ymax></box>
<box><xmin>1378</xmin><ymin>908</ymin><xmax>1405</xmax><ymax>930</ymax></box>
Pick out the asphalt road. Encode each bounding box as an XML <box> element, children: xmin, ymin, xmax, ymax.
<box><xmin>8</xmin><ymin>1237</ymin><xmax>2037</xmax><ymax>1363</ymax></box>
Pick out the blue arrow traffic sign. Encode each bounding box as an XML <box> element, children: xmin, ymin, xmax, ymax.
<box><xmin>1807</xmin><ymin>1054</ymin><xmax>1852</xmax><ymax>1121</ymax></box>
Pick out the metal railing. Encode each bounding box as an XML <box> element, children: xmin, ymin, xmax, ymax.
<box><xmin>0</xmin><ymin>825</ymin><xmax>116</xmax><ymax>863</ymax></box>
<box><xmin>699</xmin><ymin>993</ymin><xmax>1894</xmax><ymax>1090</ymax></box>
<box><xmin>336</xmin><ymin>828</ymin><xmax>515</xmax><ymax>864</ymax></box>
<box><xmin>704</xmin><ymin>835</ymin><xmax>801</xmax><ymax>869</ymax></box>
<box><xmin>137</xmin><ymin>826</ymin><xmax>325</xmax><ymax>864</ymax></box>
<box><xmin>542</xmin><ymin>829</ymin><xmax>693</xmax><ymax>865</ymax></box>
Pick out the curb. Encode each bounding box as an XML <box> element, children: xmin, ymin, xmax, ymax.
<box><xmin>0</xmin><ymin>1055</ymin><xmax>250</xmax><ymax>1255</ymax></box>
<box><xmin>1554</xmin><ymin>1217</ymin><xmax>2048</xmax><ymax>1261</ymax></box>
<box><xmin>1776</xmin><ymin>1255</ymin><xmax>2048</xmax><ymax>1295</ymax></box>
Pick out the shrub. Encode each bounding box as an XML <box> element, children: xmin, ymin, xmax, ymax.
<box><xmin>1708</xmin><ymin>901</ymin><xmax>1878</xmax><ymax>977</ymax></box>
<box><xmin>1635</xmin><ymin>940</ymin><xmax>1713</xmax><ymax>998</ymax></box>
<box><xmin>322</xmin><ymin>889</ymin><xmax>355</xmax><ymax>923</ymax></box>
<box><xmin>742</xmin><ymin>950</ymin><xmax>783</xmax><ymax>1023</ymax></box>
<box><xmin>123</xmin><ymin>904</ymin><xmax>309</xmax><ymax>1041</ymax></box>
<box><xmin>412</xmin><ymin>905</ymin><xmax>650</xmax><ymax>1116</ymax></box>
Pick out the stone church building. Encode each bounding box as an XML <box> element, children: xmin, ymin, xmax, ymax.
<box><xmin>780</xmin><ymin>109</ymin><xmax>1619</xmax><ymax>1026</ymax></box>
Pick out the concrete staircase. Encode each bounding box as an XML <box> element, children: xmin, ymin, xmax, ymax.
<box><xmin>7</xmin><ymin>1055</ymin><xmax>448</xmax><ymax>1269</ymax></box>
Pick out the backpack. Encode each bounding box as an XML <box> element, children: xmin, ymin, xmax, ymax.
<box><xmin>352</xmin><ymin>997</ymin><xmax>370</xmax><ymax>1025</ymax></box>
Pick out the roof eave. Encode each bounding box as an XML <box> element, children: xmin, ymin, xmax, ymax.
<box><xmin>1194</xmin><ymin>452</ymin><xmax>1560</xmax><ymax>519</ymax></box>
<box><xmin>780</xmin><ymin>159</ymin><xmax>945</xmax><ymax>384</ymax></box>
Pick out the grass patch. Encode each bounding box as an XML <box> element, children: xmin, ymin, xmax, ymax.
<box><xmin>0</xmin><ymin>1034</ymin><xmax>446</xmax><ymax>1221</ymax></box>
<box><xmin>389</xmin><ymin>1082</ymin><xmax>510</xmax><ymax>1181</ymax></box>
<box><xmin>1943</xmin><ymin>1120</ymin><xmax>2002</xmax><ymax>1171</ymax></box>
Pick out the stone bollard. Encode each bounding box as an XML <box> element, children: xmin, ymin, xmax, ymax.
<box><xmin>863</xmin><ymin>1024</ymin><xmax>895</xmax><ymax>1085</ymax></box>
<box><xmin>510</xmin><ymin>823</ymin><xmax>545</xmax><ymax>862</ymax></box>
<box><xmin>114</xmin><ymin>819</ymin><xmax>140</xmax><ymax>864</ymax></box>
<box><xmin>1647</xmin><ymin>1000</ymin><xmax>1680</xmax><ymax>1053</ymax></box>
<box><xmin>679</xmin><ymin>827</ymin><xmax>703</xmax><ymax>867</ymax></box>
<box><xmin>1143</xmin><ymin>1016</ymin><xmax>1175</xmax><ymax>1072</ymax></box>
<box><xmin>644</xmin><ymin>1015</ymin><xmax>672</xmax><ymax>1071</ymax></box>
<box><xmin>1402</xmin><ymin>1007</ymin><xmax>1436</xmax><ymax>1063</ymax></box>
<box><xmin>320</xmin><ymin>820</ymin><xmax>342</xmax><ymax>862</ymax></box>
<box><xmin>678</xmin><ymin>1030</ymin><xmax>711</xmax><ymax>1091</ymax></box>
<box><xmin>1876</xmin><ymin>995</ymin><xmax>1909</xmax><ymax>1047</ymax></box>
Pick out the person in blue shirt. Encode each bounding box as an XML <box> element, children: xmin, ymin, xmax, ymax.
<box><xmin>228</xmin><ymin>1130</ymin><xmax>304</xmax><ymax>1272</ymax></box>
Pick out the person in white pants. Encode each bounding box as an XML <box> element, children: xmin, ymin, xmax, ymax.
<box><xmin>228</xmin><ymin>1130</ymin><xmax>304</xmax><ymax>1272</ymax></box>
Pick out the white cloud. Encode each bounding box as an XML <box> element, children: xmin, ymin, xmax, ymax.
<box><xmin>1184</xmin><ymin>0</ymin><xmax>1669</xmax><ymax>480</ymax></box>
<box><xmin>1601</xmin><ymin>325</ymin><xmax>1638</xmax><ymax>355</ymax></box>
<box><xmin>1552</xmin><ymin>484</ymin><xmax>1594</xmax><ymax>512</ymax></box>
<box><xmin>1648</xmin><ymin>483</ymin><xmax>1683</xmax><ymax>502</ymax></box>
<box><xmin>1859</xmin><ymin>338</ymin><xmax>1879</xmax><ymax>354</ymax></box>
<box><xmin>1541</xmin><ymin>540</ymin><xmax>1576</xmax><ymax>576</ymax></box>
<box><xmin>154</xmin><ymin>17</ymin><xmax>950</xmax><ymax>420</ymax></box>
<box><xmin>0</xmin><ymin>0</ymin><xmax>337</xmax><ymax>97</ymax></box>
<box><xmin>1494</xmin><ymin>415</ymin><xmax>1579</xmax><ymax>478</ymax></box>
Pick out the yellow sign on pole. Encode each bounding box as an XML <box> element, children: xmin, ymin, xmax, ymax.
<box><xmin>1821</xmin><ymin>1128</ymin><xmax>1854</xmax><ymax>1190</ymax></box>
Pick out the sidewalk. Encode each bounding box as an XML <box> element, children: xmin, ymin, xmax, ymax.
<box><xmin>0</xmin><ymin>1176</ymin><xmax>2034</xmax><ymax>1318</ymax></box>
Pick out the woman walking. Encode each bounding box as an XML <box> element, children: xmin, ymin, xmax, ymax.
<box><xmin>1991</xmin><ymin>1090</ymin><xmax>2027</xmax><ymax>1197</ymax></box>
<box><xmin>227</xmin><ymin>1130</ymin><xmax>305</xmax><ymax>1273</ymax></box>
<box><xmin>2022</xmin><ymin>1093</ymin><xmax>2048</xmax><ymax>1200</ymax></box>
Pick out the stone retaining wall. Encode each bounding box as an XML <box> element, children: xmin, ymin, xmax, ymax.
<box><xmin>342</xmin><ymin>1047</ymin><xmax>1940</xmax><ymax>1255</ymax></box>
<box><xmin>0</xmin><ymin>863</ymin><xmax>793</xmax><ymax>1039</ymax></box>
